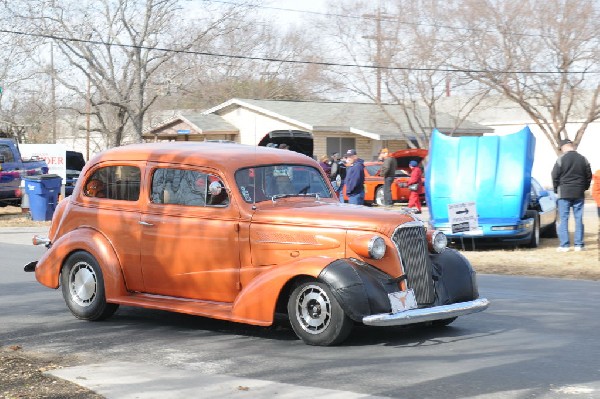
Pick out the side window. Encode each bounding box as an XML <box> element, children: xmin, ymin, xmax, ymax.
<box><xmin>0</xmin><ymin>145</ymin><xmax>15</xmax><ymax>162</ymax></box>
<box><xmin>84</xmin><ymin>165</ymin><xmax>140</xmax><ymax>201</ymax></box>
<box><xmin>151</xmin><ymin>168</ymin><xmax>228</xmax><ymax>207</ymax></box>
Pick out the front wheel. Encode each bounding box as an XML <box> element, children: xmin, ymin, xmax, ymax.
<box><xmin>525</xmin><ymin>210</ymin><xmax>540</xmax><ymax>248</ymax></box>
<box><xmin>60</xmin><ymin>251</ymin><xmax>118</xmax><ymax>321</ymax></box>
<box><xmin>287</xmin><ymin>280</ymin><xmax>353</xmax><ymax>346</ymax></box>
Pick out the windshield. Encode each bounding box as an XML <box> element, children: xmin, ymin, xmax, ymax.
<box><xmin>235</xmin><ymin>164</ymin><xmax>333</xmax><ymax>203</ymax></box>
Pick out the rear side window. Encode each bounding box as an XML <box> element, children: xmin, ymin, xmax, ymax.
<box><xmin>0</xmin><ymin>145</ymin><xmax>15</xmax><ymax>162</ymax></box>
<box><xmin>84</xmin><ymin>166</ymin><xmax>141</xmax><ymax>201</ymax></box>
<box><xmin>150</xmin><ymin>168</ymin><xmax>229</xmax><ymax>207</ymax></box>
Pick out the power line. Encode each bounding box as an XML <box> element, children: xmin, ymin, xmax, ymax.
<box><xmin>1</xmin><ymin>28</ymin><xmax>598</xmax><ymax>75</ymax></box>
<box><xmin>201</xmin><ymin>0</ymin><xmax>594</xmax><ymax>40</ymax></box>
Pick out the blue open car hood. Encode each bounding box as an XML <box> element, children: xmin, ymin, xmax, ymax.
<box><xmin>426</xmin><ymin>127</ymin><xmax>535</xmax><ymax>225</ymax></box>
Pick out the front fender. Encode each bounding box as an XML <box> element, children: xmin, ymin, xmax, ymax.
<box><xmin>430</xmin><ymin>248</ymin><xmax>479</xmax><ymax>305</ymax></box>
<box><xmin>319</xmin><ymin>259</ymin><xmax>399</xmax><ymax>322</ymax></box>
<box><xmin>231</xmin><ymin>257</ymin><xmax>333</xmax><ymax>325</ymax></box>
<box><xmin>34</xmin><ymin>227</ymin><xmax>128</xmax><ymax>299</ymax></box>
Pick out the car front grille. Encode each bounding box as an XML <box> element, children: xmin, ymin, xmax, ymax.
<box><xmin>391</xmin><ymin>222</ymin><xmax>435</xmax><ymax>305</ymax></box>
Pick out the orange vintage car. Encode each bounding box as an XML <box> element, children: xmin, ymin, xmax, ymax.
<box><xmin>25</xmin><ymin>142</ymin><xmax>488</xmax><ymax>346</ymax></box>
<box><xmin>362</xmin><ymin>149</ymin><xmax>428</xmax><ymax>206</ymax></box>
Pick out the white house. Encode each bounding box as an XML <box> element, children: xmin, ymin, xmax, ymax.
<box><xmin>143</xmin><ymin>98</ymin><xmax>492</xmax><ymax>161</ymax></box>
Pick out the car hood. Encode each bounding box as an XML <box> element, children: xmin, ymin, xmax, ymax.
<box><xmin>251</xmin><ymin>200</ymin><xmax>418</xmax><ymax>233</ymax></box>
<box><xmin>390</xmin><ymin>149</ymin><xmax>428</xmax><ymax>168</ymax></box>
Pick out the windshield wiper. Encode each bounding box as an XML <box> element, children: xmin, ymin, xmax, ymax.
<box><xmin>271</xmin><ymin>193</ymin><xmax>321</xmax><ymax>201</ymax></box>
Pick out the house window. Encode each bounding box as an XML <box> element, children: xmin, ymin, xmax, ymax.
<box><xmin>326</xmin><ymin>137</ymin><xmax>356</xmax><ymax>156</ymax></box>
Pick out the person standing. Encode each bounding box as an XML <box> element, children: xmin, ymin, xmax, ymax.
<box><xmin>551</xmin><ymin>139</ymin><xmax>592</xmax><ymax>252</ymax></box>
<box><xmin>407</xmin><ymin>160</ymin><xmax>423</xmax><ymax>214</ymax></box>
<box><xmin>592</xmin><ymin>169</ymin><xmax>600</xmax><ymax>218</ymax></box>
<box><xmin>329</xmin><ymin>152</ymin><xmax>346</xmax><ymax>202</ymax></box>
<box><xmin>318</xmin><ymin>154</ymin><xmax>331</xmax><ymax>176</ymax></box>
<box><xmin>344</xmin><ymin>149</ymin><xmax>365</xmax><ymax>205</ymax></box>
<box><xmin>379</xmin><ymin>148</ymin><xmax>397</xmax><ymax>207</ymax></box>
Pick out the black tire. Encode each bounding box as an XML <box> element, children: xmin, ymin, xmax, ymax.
<box><xmin>525</xmin><ymin>210</ymin><xmax>540</xmax><ymax>248</ymax></box>
<box><xmin>374</xmin><ymin>186</ymin><xmax>385</xmax><ymax>206</ymax></box>
<box><xmin>431</xmin><ymin>317</ymin><xmax>457</xmax><ymax>327</ymax></box>
<box><xmin>287</xmin><ymin>279</ymin><xmax>353</xmax><ymax>346</ymax></box>
<box><xmin>542</xmin><ymin>221</ymin><xmax>558</xmax><ymax>238</ymax></box>
<box><xmin>60</xmin><ymin>251</ymin><xmax>118</xmax><ymax>321</ymax></box>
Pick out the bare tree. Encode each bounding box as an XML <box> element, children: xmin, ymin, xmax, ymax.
<box><xmin>0</xmin><ymin>5</ymin><xmax>51</xmax><ymax>143</ymax></box>
<box><xmin>454</xmin><ymin>0</ymin><xmax>600</xmax><ymax>154</ymax></box>
<box><xmin>6</xmin><ymin>0</ymin><xmax>255</xmax><ymax>147</ymax></box>
<box><xmin>152</xmin><ymin>22</ymin><xmax>329</xmax><ymax>110</ymax></box>
<box><xmin>315</xmin><ymin>0</ymin><xmax>490</xmax><ymax>148</ymax></box>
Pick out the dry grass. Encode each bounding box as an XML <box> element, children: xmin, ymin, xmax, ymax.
<box><xmin>1</xmin><ymin>205</ymin><xmax>598</xmax><ymax>280</ymax></box>
<box><xmin>458</xmin><ymin>208</ymin><xmax>599</xmax><ymax>281</ymax></box>
<box><xmin>0</xmin><ymin>206</ymin><xmax>52</xmax><ymax>227</ymax></box>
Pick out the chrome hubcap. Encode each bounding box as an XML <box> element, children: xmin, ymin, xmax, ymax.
<box><xmin>295</xmin><ymin>285</ymin><xmax>331</xmax><ymax>334</ymax></box>
<box><xmin>376</xmin><ymin>189</ymin><xmax>384</xmax><ymax>206</ymax></box>
<box><xmin>69</xmin><ymin>262</ymin><xmax>97</xmax><ymax>307</ymax></box>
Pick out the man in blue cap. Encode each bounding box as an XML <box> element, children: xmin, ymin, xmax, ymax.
<box><xmin>344</xmin><ymin>149</ymin><xmax>365</xmax><ymax>205</ymax></box>
<box><xmin>407</xmin><ymin>160</ymin><xmax>423</xmax><ymax>213</ymax></box>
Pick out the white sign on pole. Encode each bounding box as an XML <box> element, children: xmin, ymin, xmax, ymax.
<box><xmin>448</xmin><ymin>201</ymin><xmax>481</xmax><ymax>235</ymax></box>
<box><xmin>20</xmin><ymin>144</ymin><xmax>67</xmax><ymax>181</ymax></box>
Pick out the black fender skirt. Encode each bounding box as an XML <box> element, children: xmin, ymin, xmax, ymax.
<box><xmin>430</xmin><ymin>248</ymin><xmax>479</xmax><ymax>306</ymax></box>
<box><xmin>318</xmin><ymin>259</ymin><xmax>399</xmax><ymax>322</ymax></box>
<box><xmin>318</xmin><ymin>250</ymin><xmax>479</xmax><ymax>323</ymax></box>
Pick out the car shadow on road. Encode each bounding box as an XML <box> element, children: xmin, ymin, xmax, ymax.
<box><xmin>107</xmin><ymin>306</ymin><xmax>502</xmax><ymax>348</ymax></box>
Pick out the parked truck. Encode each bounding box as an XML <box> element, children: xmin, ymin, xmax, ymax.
<box><xmin>0</xmin><ymin>138</ymin><xmax>49</xmax><ymax>206</ymax></box>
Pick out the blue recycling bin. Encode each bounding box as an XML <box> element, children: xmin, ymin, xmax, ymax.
<box><xmin>24</xmin><ymin>174</ymin><xmax>63</xmax><ymax>221</ymax></box>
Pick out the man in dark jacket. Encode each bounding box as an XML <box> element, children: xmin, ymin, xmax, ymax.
<box><xmin>344</xmin><ymin>149</ymin><xmax>365</xmax><ymax>205</ymax></box>
<box><xmin>379</xmin><ymin>148</ymin><xmax>397</xmax><ymax>206</ymax></box>
<box><xmin>551</xmin><ymin>139</ymin><xmax>592</xmax><ymax>252</ymax></box>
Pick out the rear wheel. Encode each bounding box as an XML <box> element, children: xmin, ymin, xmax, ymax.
<box><xmin>542</xmin><ymin>221</ymin><xmax>558</xmax><ymax>238</ymax></box>
<box><xmin>374</xmin><ymin>186</ymin><xmax>385</xmax><ymax>206</ymax></box>
<box><xmin>60</xmin><ymin>251</ymin><xmax>118</xmax><ymax>321</ymax></box>
<box><xmin>287</xmin><ymin>280</ymin><xmax>353</xmax><ymax>346</ymax></box>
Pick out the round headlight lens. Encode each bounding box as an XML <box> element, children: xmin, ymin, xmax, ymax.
<box><xmin>432</xmin><ymin>231</ymin><xmax>447</xmax><ymax>253</ymax></box>
<box><xmin>368</xmin><ymin>236</ymin><xmax>386</xmax><ymax>259</ymax></box>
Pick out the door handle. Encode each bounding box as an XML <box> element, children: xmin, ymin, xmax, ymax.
<box><xmin>139</xmin><ymin>221</ymin><xmax>153</xmax><ymax>226</ymax></box>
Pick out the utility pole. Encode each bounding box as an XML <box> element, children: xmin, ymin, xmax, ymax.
<box><xmin>363</xmin><ymin>1</ymin><xmax>393</xmax><ymax>104</ymax></box>
<box><xmin>50</xmin><ymin>42</ymin><xmax>57</xmax><ymax>143</ymax></box>
<box><xmin>375</xmin><ymin>6</ymin><xmax>382</xmax><ymax>103</ymax></box>
<box><xmin>86</xmin><ymin>74</ymin><xmax>90</xmax><ymax>161</ymax></box>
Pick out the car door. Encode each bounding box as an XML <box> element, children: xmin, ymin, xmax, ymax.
<box><xmin>139</xmin><ymin>163</ymin><xmax>241</xmax><ymax>303</ymax></box>
<box><xmin>531</xmin><ymin>178</ymin><xmax>557</xmax><ymax>228</ymax></box>
<box><xmin>0</xmin><ymin>144</ymin><xmax>20</xmax><ymax>198</ymax></box>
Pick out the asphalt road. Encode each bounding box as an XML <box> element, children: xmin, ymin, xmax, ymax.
<box><xmin>1</xmin><ymin>240</ymin><xmax>600</xmax><ymax>398</ymax></box>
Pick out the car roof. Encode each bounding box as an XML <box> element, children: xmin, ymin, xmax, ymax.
<box><xmin>88</xmin><ymin>142</ymin><xmax>316</xmax><ymax>171</ymax></box>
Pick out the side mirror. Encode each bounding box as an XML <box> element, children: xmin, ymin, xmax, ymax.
<box><xmin>539</xmin><ymin>189</ymin><xmax>549</xmax><ymax>198</ymax></box>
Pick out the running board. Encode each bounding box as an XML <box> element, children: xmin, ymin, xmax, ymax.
<box><xmin>109</xmin><ymin>293</ymin><xmax>271</xmax><ymax>327</ymax></box>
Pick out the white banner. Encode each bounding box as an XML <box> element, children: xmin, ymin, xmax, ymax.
<box><xmin>20</xmin><ymin>144</ymin><xmax>67</xmax><ymax>181</ymax></box>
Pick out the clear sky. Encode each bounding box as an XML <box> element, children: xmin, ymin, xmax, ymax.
<box><xmin>258</xmin><ymin>0</ymin><xmax>329</xmax><ymax>29</ymax></box>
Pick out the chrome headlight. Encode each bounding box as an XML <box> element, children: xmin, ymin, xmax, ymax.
<box><xmin>368</xmin><ymin>236</ymin><xmax>386</xmax><ymax>259</ymax></box>
<box><xmin>430</xmin><ymin>230</ymin><xmax>447</xmax><ymax>253</ymax></box>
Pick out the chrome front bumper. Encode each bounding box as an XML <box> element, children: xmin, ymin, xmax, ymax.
<box><xmin>362</xmin><ymin>298</ymin><xmax>490</xmax><ymax>326</ymax></box>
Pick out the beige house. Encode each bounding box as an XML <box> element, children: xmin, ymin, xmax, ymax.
<box><xmin>143</xmin><ymin>98</ymin><xmax>493</xmax><ymax>160</ymax></box>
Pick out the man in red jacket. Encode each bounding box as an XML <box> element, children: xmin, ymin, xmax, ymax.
<box><xmin>407</xmin><ymin>160</ymin><xmax>423</xmax><ymax>213</ymax></box>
